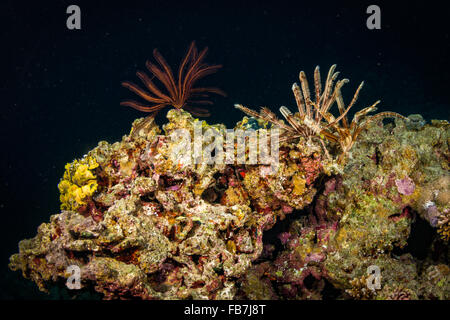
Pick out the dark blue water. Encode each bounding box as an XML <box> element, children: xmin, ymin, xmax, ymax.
<box><xmin>1</xmin><ymin>0</ymin><xmax>449</xmax><ymax>299</ymax></box>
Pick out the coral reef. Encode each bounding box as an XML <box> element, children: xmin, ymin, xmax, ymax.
<box><xmin>8</xmin><ymin>65</ymin><xmax>449</xmax><ymax>300</ymax></box>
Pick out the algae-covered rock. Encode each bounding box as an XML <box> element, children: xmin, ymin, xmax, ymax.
<box><xmin>236</xmin><ymin>116</ymin><xmax>449</xmax><ymax>300</ymax></box>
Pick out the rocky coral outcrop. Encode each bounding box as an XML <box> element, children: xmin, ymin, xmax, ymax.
<box><xmin>9</xmin><ymin>111</ymin><xmax>449</xmax><ymax>300</ymax></box>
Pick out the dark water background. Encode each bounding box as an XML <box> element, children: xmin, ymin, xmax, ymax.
<box><xmin>0</xmin><ymin>0</ymin><xmax>449</xmax><ymax>299</ymax></box>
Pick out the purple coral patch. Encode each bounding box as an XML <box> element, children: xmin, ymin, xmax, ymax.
<box><xmin>395</xmin><ymin>176</ymin><xmax>415</xmax><ymax>196</ymax></box>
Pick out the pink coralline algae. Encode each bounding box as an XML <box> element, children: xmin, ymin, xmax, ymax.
<box><xmin>282</xmin><ymin>205</ymin><xmax>294</xmax><ymax>214</ymax></box>
<box><xmin>278</xmin><ymin>232</ymin><xmax>291</xmax><ymax>245</ymax></box>
<box><xmin>300</xmin><ymin>154</ymin><xmax>323</xmax><ymax>185</ymax></box>
<box><xmin>395</xmin><ymin>176</ymin><xmax>415</xmax><ymax>195</ymax></box>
